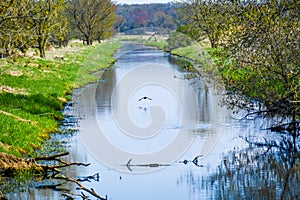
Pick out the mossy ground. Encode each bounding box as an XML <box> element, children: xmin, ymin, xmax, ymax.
<box><xmin>0</xmin><ymin>40</ymin><xmax>120</xmax><ymax>157</ymax></box>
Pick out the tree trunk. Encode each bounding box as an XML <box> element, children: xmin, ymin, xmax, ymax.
<box><xmin>209</xmin><ymin>36</ymin><xmax>217</xmax><ymax>48</ymax></box>
<box><xmin>84</xmin><ymin>35</ymin><xmax>93</xmax><ymax>46</ymax></box>
<box><xmin>39</xmin><ymin>47</ymin><xmax>45</xmax><ymax>58</ymax></box>
<box><xmin>38</xmin><ymin>37</ymin><xmax>46</xmax><ymax>58</ymax></box>
<box><xmin>208</xmin><ymin>35</ymin><xmax>214</xmax><ymax>48</ymax></box>
<box><xmin>87</xmin><ymin>38</ymin><xmax>92</xmax><ymax>45</ymax></box>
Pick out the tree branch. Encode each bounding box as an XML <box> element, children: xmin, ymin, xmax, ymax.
<box><xmin>54</xmin><ymin>174</ymin><xmax>107</xmax><ymax>200</ymax></box>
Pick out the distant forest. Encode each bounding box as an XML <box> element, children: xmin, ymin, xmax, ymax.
<box><xmin>116</xmin><ymin>3</ymin><xmax>180</xmax><ymax>34</ymax></box>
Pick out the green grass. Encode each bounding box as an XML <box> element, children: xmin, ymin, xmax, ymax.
<box><xmin>171</xmin><ymin>45</ymin><xmax>215</xmax><ymax>69</ymax></box>
<box><xmin>0</xmin><ymin>40</ymin><xmax>120</xmax><ymax>157</ymax></box>
<box><xmin>117</xmin><ymin>34</ymin><xmax>168</xmax><ymax>50</ymax></box>
<box><xmin>75</xmin><ymin>40</ymin><xmax>120</xmax><ymax>87</ymax></box>
<box><xmin>143</xmin><ymin>40</ymin><xmax>168</xmax><ymax>50</ymax></box>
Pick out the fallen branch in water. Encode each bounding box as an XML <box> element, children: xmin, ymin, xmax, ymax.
<box><xmin>62</xmin><ymin>192</ymin><xmax>88</xmax><ymax>199</ymax></box>
<box><xmin>76</xmin><ymin>173</ymin><xmax>100</xmax><ymax>182</ymax></box>
<box><xmin>27</xmin><ymin>152</ymin><xmax>90</xmax><ymax>173</ymax></box>
<box><xmin>125</xmin><ymin>159</ymin><xmax>171</xmax><ymax>172</ymax></box>
<box><xmin>28</xmin><ymin>152</ymin><xmax>70</xmax><ymax>161</ymax></box>
<box><xmin>1</xmin><ymin>152</ymin><xmax>105</xmax><ymax>199</ymax></box>
<box><xmin>55</xmin><ymin>174</ymin><xmax>107</xmax><ymax>200</ymax></box>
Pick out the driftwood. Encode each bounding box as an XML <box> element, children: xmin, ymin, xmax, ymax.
<box><xmin>0</xmin><ymin>152</ymin><xmax>106</xmax><ymax>200</ymax></box>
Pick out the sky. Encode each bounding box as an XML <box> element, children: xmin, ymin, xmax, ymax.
<box><xmin>115</xmin><ymin>0</ymin><xmax>173</xmax><ymax>4</ymax></box>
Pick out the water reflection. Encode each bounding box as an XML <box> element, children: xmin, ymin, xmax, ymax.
<box><xmin>96</xmin><ymin>68</ymin><xmax>116</xmax><ymax>113</ymax></box>
<box><xmin>76</xmin><ymin>41</ymin><xmax>226</xmax><ymax>175</ymax></box>
<box><xmin>204</xmin><ymin>133</ymin><xmax>300</xmax><ymax>199</ymax></box>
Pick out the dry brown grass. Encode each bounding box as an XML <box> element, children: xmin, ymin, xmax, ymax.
<box><xmin>0</xmin><ymin>86</ymin><xmax>28</xmax><ymax>95</ymax></box>
<box><xmin>0</xmin><ymin>152</ymin><xmax>42</xmax><ymax>172</ymax></box>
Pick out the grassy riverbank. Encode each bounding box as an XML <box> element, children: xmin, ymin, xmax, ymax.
<box><xmin>143</xmin><ymin>39</ymin><xmax>225</xmax><ymax>73</ymax></box>
<box><xmin>0</xmin><ymin>40</ymin><xmax>120</xmax><ymax>157</ymax></box>
<box><xmin>143</xmin><ymin>40</ymin><xmax>168</xmax><ymax>50</ymax></box>
<box><xmin>161</xmin><ymin>40</ymin><xmax>300</xmax><ymax>124</ymax></box>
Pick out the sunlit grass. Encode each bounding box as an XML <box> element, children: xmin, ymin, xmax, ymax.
<box><xmin>170</xmin><ymin>45</ymin><xmax>212</xmax><ymax>66</ymax></box>
<box><xmin>75</xmin><ymin>40</ymin><xmax>120</xmax><ymax>87</ymax></box>
<box><xmin>0</xmin><ymin>40</ymin><xmax>120</xmax><ymax>156</ymax></box>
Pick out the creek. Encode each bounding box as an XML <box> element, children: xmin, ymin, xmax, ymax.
<box><xmin>4</xmin><ymin>41</ymin><xmax>299</xmax><ymax>199</ymax></box>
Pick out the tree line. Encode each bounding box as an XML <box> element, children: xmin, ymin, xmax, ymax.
<box><xmin>0</xmin><ymin>1</ymin><xmax>181</xmax><ymax>58</ymax></box>
<box><xmin>178</xmin><ymin>0</ymin><xmax>299</xmax><ymax>138</ymax></box>
<box><xmin>116</xmin><ymin>3</ymin><xmax>179</xmax><ymax>34</ymax></box>
<box><xmin>0</xmin><ymin>0</ymin><xmax>116</xmax><ymax>58</ymax></box>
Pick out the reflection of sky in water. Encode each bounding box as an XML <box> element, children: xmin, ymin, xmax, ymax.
<box><xmin>97</xmin><ymin>79</ymin><xmax>183</xmax><ymax>154</ymax></box>
<box><xmin>96</xmin><ymin>45</ymin><xmax>198</xmax><ymax>154</ymax></box>
<box><xmin>94</xmin><ymin>42</ymin><xmax>226</xmax><ymax>162</ymax></box>
<box><xmin>129</xmin><ymin>84</ymin><xmax>180</xmax><ymax>129</ymax></box>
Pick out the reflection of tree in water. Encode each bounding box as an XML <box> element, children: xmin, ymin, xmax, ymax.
<box><xmin>96</xmin><ymin>68</ymin><xmax>116</xmax><ymax>113</ymax></box>
<box><xmin>206</xmin><ymin>135</ymin><xmax>300</xmax><ymax>199</ymax></box>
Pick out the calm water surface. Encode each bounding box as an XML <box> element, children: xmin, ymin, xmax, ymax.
<box><xmin>4</xmin><ymin>42</ymin><xmax>299</xmax><ymax>199</ymax></box>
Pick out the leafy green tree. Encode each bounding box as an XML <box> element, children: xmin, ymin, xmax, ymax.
<box><xmin>0</xmin><ymin>0</ymin><xmax>67</xmax><ymax>58</ymax></box>
<box><xmin>151</xmin><ymin>11</ymin><xmax>176</xmax><ymax>30</ymax></box>
<box><xmin>177</xmin><ymin>24</ymin><xmax>205</xmax><ymax>44</ymax></box>
<box><xmin>179</xmin><ymin>0</ymin><xmax>231</xmax><ymax>48</ymax></box>
<box><xmin>0</xmin><ymin>1</ymin><xmax>35</xmax><ymax>57</ymax></box>
<box><xmin>49</xmin><ymin>9</ymin><xmax>69</xmax><ymax>47</ymax></box>
<box><xmin>29</xmin><ymin>0</ymin><xmax>67</xmax><ymax>58</ymax></box>
<box><xmin>166</xmin><ymin>31</ymin><xmax>193</xmax><ymax>51</ymax></box>
<box><xmin>220</xmin><ymin>0</ymin><xmax>299</xmax><ymax>137</ymax></box>
<box><xmin>67</xmin><ymin>0</ymin><xmax>116</xmax><ymax>45</ymax></box>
